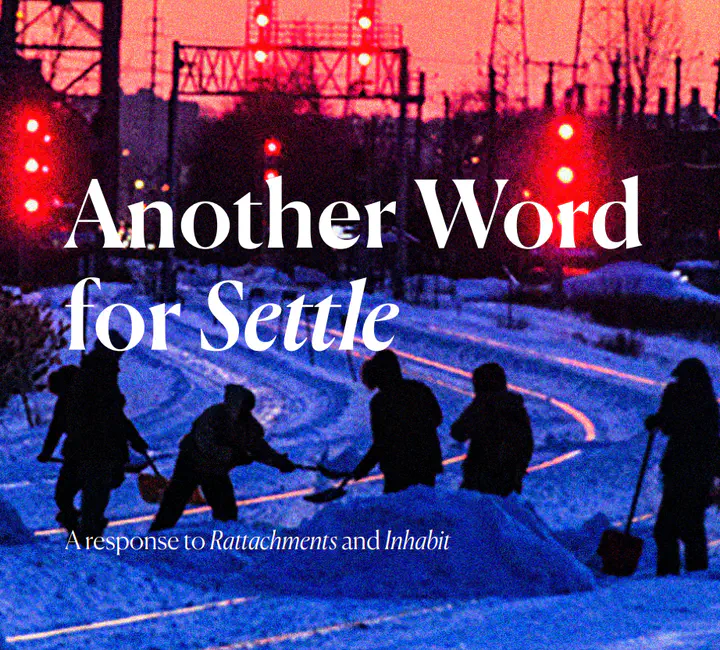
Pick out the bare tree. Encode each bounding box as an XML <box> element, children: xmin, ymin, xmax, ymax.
<box><xmin>628</xmin><ymin>0</ymin><xmax>684</xmax><ymax>116</ymax></box>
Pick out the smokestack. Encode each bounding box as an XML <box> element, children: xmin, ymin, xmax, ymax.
<box><xmin>658</xmin><ymin>87</ymin><xmax>668</xmax><ymax>130</ymax></box>
<box><xmin>543</xmin><ymin>62</ymin><xmax>555</xmax><ymax>112</ymax></box>
<box><xmin>577</xmin><ymin>84</ymin><xmax>586</xmax><ymax>114</ymax></box>
<box><xmin>609</xmin><ymin>54</ymin><xmax>621</xmax><ymax>129</ymax></box>
<box><xmin>674</xmin><ymin>56</ymin><xmax>682</xmax><ymax>131</ymax></box>
<box><xmin>689</xmin><ymin>87</ymin><xmax>701</xmax><ymax>126</ymax></box>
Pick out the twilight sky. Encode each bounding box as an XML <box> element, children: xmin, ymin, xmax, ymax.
<box><xmin>119</xmin><ymin>0</ymin><xmax>720</xmax><ymax>116</ymax></box>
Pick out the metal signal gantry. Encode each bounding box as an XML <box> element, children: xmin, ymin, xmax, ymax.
<box><xmin>173</xmin><ymin>28</ymin><xmax>409</xmax><ymax>101</ymax></box>
<box><xmin>162</xmin><ymin>0</ymin><xmax>424</xmax><ymax>300</ymax></box>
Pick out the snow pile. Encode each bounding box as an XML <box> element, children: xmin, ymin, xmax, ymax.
<box><xmin>0</xmin><ymin>494</ymin><xmax>32</xmax><ymax>546</ymax></box>
<box><xmin>564</xmin><ymin>262</ymin><xmax>720</xmax><ymax>304</ymax></box>
<box><xmin>251</xmin><ymin>487</ymin><xmax>595</xmax><ymax>598</ymax></box>
<box><xmin>456</xmin><ymin>278</ymin><xmax>509</xmax><ymax>302</ymax></box>
<box><xmin>675</xmin><ymin>260</ymin><xmax>719</xmax><ymax>272</ymax></box>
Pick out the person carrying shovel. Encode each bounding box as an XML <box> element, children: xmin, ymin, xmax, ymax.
<box><xmin>647</xmin><ymin>358</ymin><xmax>720</xmax><ymax>576</ymax></box>
<box><xmin>39</xmin><ymin>330</ymin><xmax>149</xmax><ymax>539</ymax></box>
<box><xmin>149</xmin><ymin>385</ymin><xmax>296</xmax><ymax>532</ymax></box>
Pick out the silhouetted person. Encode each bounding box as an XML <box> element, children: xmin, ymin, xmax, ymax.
<box><xmin>61</xmin><ymin>331</ymin><xmax>147</xmax><ymax>539</ymax></box>
<box><xmin>647</xmin><ymin>358</ymin><xmax>720</xmax><ymax>576</ymax></box>
<box><xmin>37</xmin><ymin>364</ymin><xmax>81</xmax><ymax>531</ymax></box>
<box><xmin>450</xmin><ymin>363</ymin><xmax>534</xmax><ymax>496</ymax></box>
<box><xmin>352</xmin><ymin>350</ymin><xmax>443</xmax><ymax>493</ymax></box>
<box><xmin>150</xmin><ymin>385</ymin><xmax>296</xmax><ymax>532</ymax></box>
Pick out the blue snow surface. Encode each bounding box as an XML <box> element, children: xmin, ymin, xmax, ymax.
<box><xmin>0</xmin><ymin>494</ymin><xmax>32</xmax><ymax>545</ymax></box>
<box><xmin>2</xmin><ymin>266</ymin><xmax>720</xmax><ymax>649</ymax></box>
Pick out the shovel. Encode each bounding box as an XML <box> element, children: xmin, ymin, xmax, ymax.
<box><xmin>138</xmin><ymin>455</ymin><xmax>170</xmax><ymax>504</ymax></box>
<box><xmin>598</xmin><ymin>428</ymin><xmax>657</xmax><ymax>577</ymax></box>
<box><xmin>294</xmin><ymin>463</ymin><xmax>349</xmax><ymax>480</ymax></box>
<box><xmin>137</xmin><ymin>453</ymin><xmax>206</xmax><ymax>506</ymax></box>
<box><xmin>304</xmin><ymin>477</ymin><xmax>351</xmax><ymax>504</ymax></box>
<box><xmin>46</xmin><ymin>455</ymin><xmax>162</xmax><ymax>476</ymax></box>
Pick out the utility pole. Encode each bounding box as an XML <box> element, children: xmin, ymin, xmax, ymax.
<box><xmin>150</xmin><ymin>0</ymin><xmax>160</xmax><ymax>93</ymax></box>
<box><xmin>714</xmin><ymin>57</ymin><xmax>720</xmax><ymax>120</ymax></box>
<box><xmin>609</xmin><ymin>53</ymin><xmax>621</xmax><ymax>130</ymax></box>
<box><xmin>674</xmin><ymin>56</ymin><xmax>682</xmax><ymax>131</ymax></box>
<box><xmin>487</xmin><ymin>65</ymin><xmax>498</xmax><ymax>184</ymax></box>
<box><xmin>489</xmin><ymin>0</ymin><xmax>529</xmax><ymax>111</ymax></box>
<box><xmin>162</xmin><ymin>41</ymin><xmax>182</xmax><ymax>303</ymax></box>
<box><xmin>394</xmin><ymin>47</ymin><xmax>409</xmax><ymax>300</ymax></box>
<box><xmin>99</xmin><ymin>0</ymin><xmax>122</xmax><ymax>219</ymax></box>
<box><xmin>0</xmin><ymin>0</ymin><xmax>19</xmax><ymax>60</ymax></box>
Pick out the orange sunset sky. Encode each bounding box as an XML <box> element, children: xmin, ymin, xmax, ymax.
<box><xmin>117</xmin><ymin>0</ymin><xmax>720</xmax><ymax>116</ymax></box>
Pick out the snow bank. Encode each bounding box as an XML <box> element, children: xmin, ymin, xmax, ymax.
<box><xmin>456</xmin><ymin>277</ymin><xmax>508</xmax><ymax>302</ymax></box>
<box><xmin>0</xmin><ymin>494</ymin><xmax>32</xmax><ymax>546</ymax></box>
<box><xmin>675</xmin><ymin>260</ymin><xmax>719</xmax><ymax>272</ymax></box>
<box><xmin>252</xmin><ymin>487</ymin><xmax>595</xmax><ymax>599</ymax></box>
<box><xmin>565</xmin><ymin>262</ymin><xmax>720</xmax><ymax>304</ymax></box>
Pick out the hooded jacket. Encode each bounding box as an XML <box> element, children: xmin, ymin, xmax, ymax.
<box><xmin>451</xmin><ymin>390</ymin><xmax>533</xmax><ymax>496</ymax></box>
<box><xmin>183</xmin><ymin>403</ymin><xmax>287</xmax><ymax>475</ymax></box>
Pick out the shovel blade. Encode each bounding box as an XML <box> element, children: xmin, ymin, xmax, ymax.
<box><xmin>188</xmin><ymin>488</ymin><xmax>206</xmax><ymax>505</ymax></box>
<box><xmin>138</xmin><ymin>473</ymin><xmax>169</xmax><ymax>504</ymax></box>
<box><xmin>303</xmin><ymin>485</ymin><xmax>347</xmax><ymax>504</ymax></box>
<box><xmin>598</xmin><ymin>528</ymin><xmax>644</xmax><ymax>576</ymax></box>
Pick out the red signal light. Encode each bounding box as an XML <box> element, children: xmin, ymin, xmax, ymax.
<box><xmin>556</xmin><ymin>166</ymin><xmax>574</xmax><ymax>184</ymax></box>
<box><xmin>25</xmin><ymin>118</ymin><xmax>40</xmax><ymax>133</ymax></box>
<box><xmin>255</xmin><ymin>3</ymin><xmax>271</xmax><ymax>27</ymax></box>
<box><xmin>357</xmin><ymin>51</ymin><xmax>372</xmax><ymax>67</ymax></box>
<box><xmin>558</xmin><ymin>123</ymin><xmax>574</xmax><ymax>140</ymax></box>
<box><xmin>24</xmin><ymin>198</ymin><xmax>40</xmax><ymax>213</ymax></box>
<box><xmin>357</xmin><ymin>9</ymin><xmax>372</xmax><ymax>30</ymax></box>
<box><xmin>264</xmin><ymin>138</ymin><xmax>281</xmax><ymax>156</ymax></box>
<box><xmin>264</xmin><ymin>168</ymin><xmax>279</xmax><ymax>181</ymax></box>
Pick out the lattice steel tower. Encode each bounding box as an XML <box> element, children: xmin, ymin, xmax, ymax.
<box><xmin>0</xmin><ymin>0</ymin><xmax>123</xmax><ymax>215</ymax></box>
<box><xmin>489</xmin><ymin>0</ymin><xmax>529</xmax><ymax>111</ymax></box>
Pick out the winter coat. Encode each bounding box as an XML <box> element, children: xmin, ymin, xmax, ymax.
<box><xmin>63</xmin><ymin>349</ymin><xmax>146</xmax><ymax>471</ymax></box>
<box><xmin>182</xmin><ymin>403</ymin><xmax>287</xmax><ymax>475</ymax></box>
<box><xmin>354</xmin><ymin>379</ymin><xmax>443</xmax><ymax>491</ymax></box>
<box><xmin>647</xmin><ymin>381</ymin><xmax>720</xmax><ymax>494</ymax></box>
<box><xmin>451</xmin><ymin>390</ymin><xmax>534</xmax><ymax>496</ymax></box>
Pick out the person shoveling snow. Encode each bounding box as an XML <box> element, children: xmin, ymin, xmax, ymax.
<box><xmin>149</xmin><ymin>385</ymin><xmax>297</xmax><ymax>531</ymax></box>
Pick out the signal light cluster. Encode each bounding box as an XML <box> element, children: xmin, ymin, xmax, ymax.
<box><xmin>254</xmin><ymin>1</ymin><xmax>272</xmax><ymax>66</ymax></box>
<box><xmin>263</xmin><ymin>137</ymin><xmax>282</xmax><ymax>182</ymax></box>
<box><xmin>356</xmin><ymin>2</ymin><xmax>375</xmax><ymax>68</ymax></box>
<box><xmin>18</xmin><ymin>113</ymin><xmax>55</xmax><ymax>225</ymax></box>
<box><xmin>553</xmin><ymin>119</ymin><xmax>577</xmax><ymax>186</ymax></box>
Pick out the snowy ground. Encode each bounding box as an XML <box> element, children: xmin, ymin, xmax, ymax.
<box><xmin>2</xmin><ymin>262</ymin><xmax>720</xmax><ymax>649</ymax></box>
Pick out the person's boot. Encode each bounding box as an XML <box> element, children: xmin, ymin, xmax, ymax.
<box><xmin>656</xmin><ymin>541</ymin><xmax>681</xmax><ymax>576</ymax></box>
<box><xmin>55</xmin><ymin>509</ymin><xmax>79</xmax><ymax>533</ymax></box>
<box><xmin>685</xmin><ymin>541</ymin><xmax>709</xmax><ymax>573</ymax></box>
